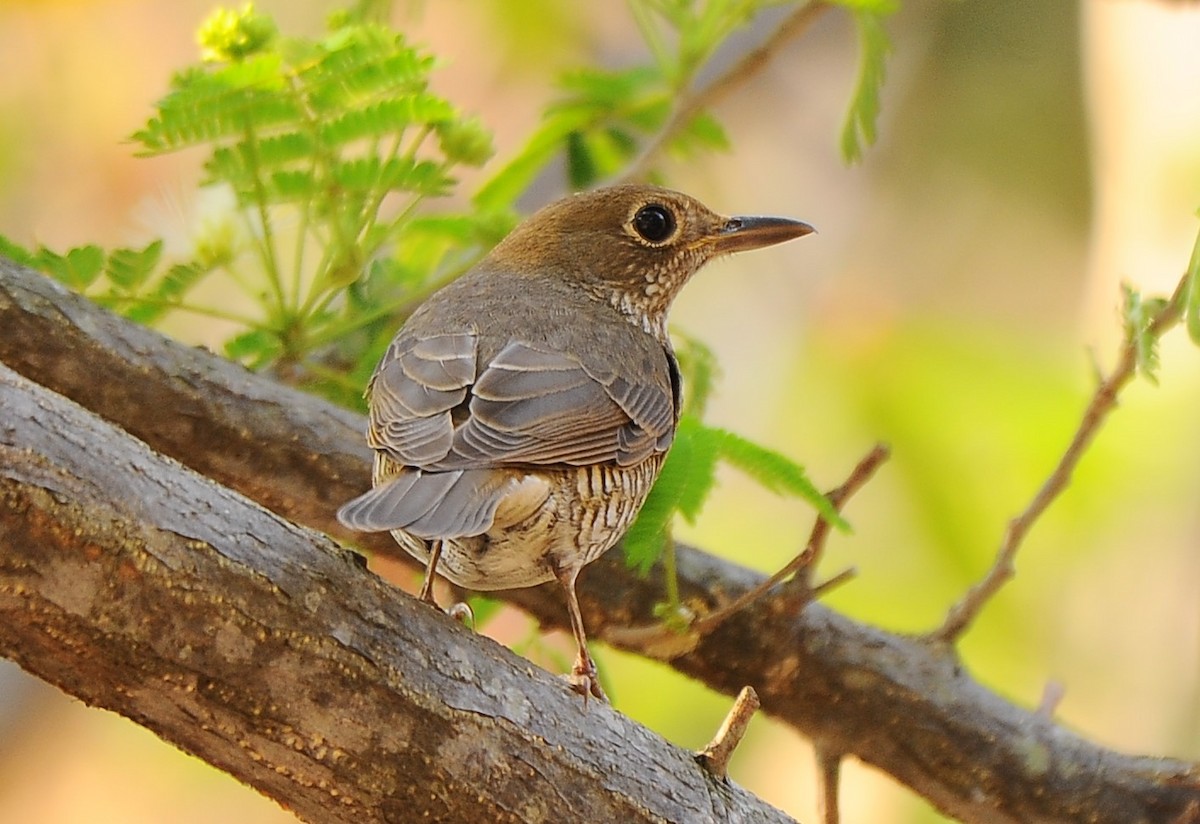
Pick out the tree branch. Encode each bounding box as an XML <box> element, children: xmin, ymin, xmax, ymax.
<box><xmin>0</xmin><ymin>362</ymin><xmax>793</xmax><ymax>824</ymax></box>
<box><xmin>1</xmin><ymin>258</ymin><xmax>1197</xmax><ymax>823</ymax></box>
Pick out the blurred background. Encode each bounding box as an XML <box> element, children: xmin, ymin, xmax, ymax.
<box><xmin>1</xmin><ymin>1</ymin><xmax>1198</xmax><ymax>822</ymax></box>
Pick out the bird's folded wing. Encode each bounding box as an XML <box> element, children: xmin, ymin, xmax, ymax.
<box><xmin>444</xmin><ymin>340</ymin><xmax>672</xmax><ymax>468</ymax></box>
<box><xmin>367</xmin><ymin>332</ymin><xmax>477</xmax><ymax>465</ymax></box>
<box><xmin>369</xmin><ymin>334</ymin><xmax>675</xmax><ymax>470</ymax></box>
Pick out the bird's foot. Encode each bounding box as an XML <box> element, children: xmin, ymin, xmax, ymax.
<box><xmin>416</xmin><ymin>574</ymin><xmax>439</xmax><ymax>607</ymax></box>
<box><xmin>414</xmin><ymin>586</ymin><xmax>474</xmax><ymax>628</ymax></box>
<box><xmin>565</xmin><ymin>656</ymin><xmax>607</xmax><ymax>704</ymax></box>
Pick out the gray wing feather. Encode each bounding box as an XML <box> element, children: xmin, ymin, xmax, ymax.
<box><xmin>368</xmin><ymin>333</ymin><xmax>476</xmax><ymax>464</ymax></box>
<box><xmin>438</xmin><ymin>341</ymin><xmax>658</xmax><ymax>468</ymax></box>
<box><xmin>336</xmin><ymin>468</ymin><xmax>511</xmax><ymax>538</ymax></box>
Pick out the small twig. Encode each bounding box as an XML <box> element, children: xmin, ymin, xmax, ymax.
<box><xmin>692</xmin><ymin>443</ymin><xmax>889</xmax><ymax>636</ymax></box>
<box><xmin>931</xmin><ymin>274</ymin><xmax>1190</xmax><ymax>643</ymax></box>
<box><xmin>815</xmin><ymin>746</ymin><xmax>843</xmax><ymax>824</ymax></box>
<box><xmin>809</xmin><ymin>566</ymin><xmax>858</xmax><ymax>600</ymax></box>
<box><xmin>620</xmin><ymin>2</ymin><xmax>832</xmax><ymax>183</ymax></box>
<box><xmin>696</xmin><ymin>686</ymin><xmax>760</xmax><ymax>780</ymax></box>
<box><xmin>1034</xmin><ymin>680</ymin><xmax>1066</xmax><ymax>724</ymax></box>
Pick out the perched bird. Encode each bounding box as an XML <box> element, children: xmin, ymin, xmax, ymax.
<box><xmin>338</xmin><ymin>183</ymin><xmax>812</xmax><ymax>699</ymax></box>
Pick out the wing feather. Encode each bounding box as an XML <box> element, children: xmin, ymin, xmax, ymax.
<box><xmin>336</xmin><ymin>467</ymin><xmax>522</xmax><ymax>538</ymax></box>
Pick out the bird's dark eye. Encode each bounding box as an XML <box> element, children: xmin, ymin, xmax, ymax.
<box><xmin>632</xmin><ymin>204</ymin><xmax>676</xmax><ymax>243</ymax></box>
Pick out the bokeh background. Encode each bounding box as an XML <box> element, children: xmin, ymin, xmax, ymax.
<box><xmin>1</xmin><ymin>1</ymin><xmax>1198</xmax><ymax>822</ymax></box>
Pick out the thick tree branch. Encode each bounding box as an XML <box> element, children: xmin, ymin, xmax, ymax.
<box><xmin>1</xmin><ymin>259</ymin><xmax>1198</xmax><ymax>822</ymax></box>
<box><xmin>0</xmin><ymin>363</ymin><xmax>792</xmax><ymax>824</ymax></box>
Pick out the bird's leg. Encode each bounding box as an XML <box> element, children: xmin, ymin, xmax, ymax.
<box><xmin>416</xmin><ymin>539</ymin><xmax>443</xmax><ymax>606</ymax></box>
<box><xmin>556</xmin><ymin>565</ymin><xmax>606</xmax><ymax>703</ymax></box>
<box><xmin>416</xmin><ymin>541</ymin><xmax>473</xmax><ymax>625</ymax></box>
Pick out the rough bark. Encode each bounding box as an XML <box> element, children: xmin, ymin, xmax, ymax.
<box><xmin>1</xmin><ymin>258</ymin><xmax>1198</xmax><ymax>823</ymax></box>
<box><xmin>0</xmin><ymin>363</ymin><xmax>790</xmax><ymax>824</ymax></box>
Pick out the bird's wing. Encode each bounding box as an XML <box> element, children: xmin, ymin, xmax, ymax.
<box><xmin>368</xmin><ymin>334</ymin><xmax>675</xmax><ymax>470</ymax></box>
<box><xmin>365</xmin><ymin>332</ymin><xmax>478</xmax><ymax>465</ymax></box>
<box><xmin>340</xmin><ymin>332</ymin><xmax>674</xmax><ymax>537</ymax></box>
<box><xmin>448</xmin><ymin>340</ymin><xmax>674</xmax><ymax>468</ymax></box>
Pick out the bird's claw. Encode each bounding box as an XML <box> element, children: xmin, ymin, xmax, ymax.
<box><xmin>565</xmin><ymin>657</ymin><xmax>607</xmax><ymax>704</ymax></box>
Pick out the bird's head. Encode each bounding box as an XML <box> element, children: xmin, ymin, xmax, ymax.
<box><xmin>486</xmin><ymin>184</ymin><xmax>813</xmax><ymax>327</ymax></box>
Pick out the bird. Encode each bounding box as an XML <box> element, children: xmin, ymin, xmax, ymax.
<box><xmin>337</xmin><ymin>183</ymin><xmax>812</xmax><ymax>700</ymax></box>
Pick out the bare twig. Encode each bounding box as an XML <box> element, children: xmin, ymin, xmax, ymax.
<box><xmin>1035</xmin><ymin>680</ymin><xmax>1066</xmax><ymax>723</ymax></box>
<box><xmin>691</xmin><ymin>443</ymin><xmax>889</xmax><ymax>636</ymax></box>
<box><xmin>620</xmin><ymin>2</ymin><xmax>832</xmax><ymax>183</ymax></box>
<box><xmin>696</xmin><ymin>686</ymin><xmax>761</xmax><ymax>780</ymax></box>
<box><xmin>815</xmin><ymin>746</ymin><xmax>843</xmax><ymax>824</ymax></box>
<box><xmin>931</xmin><ymin>274</ymin><xmax>1190</xmax><ymax>643</ymax></box>
<box><xmin>809</xmin><ymin>565</ymin><xmax>858</xmax><ymax>599</ymax></box>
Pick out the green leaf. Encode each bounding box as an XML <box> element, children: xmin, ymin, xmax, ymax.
<box><xmin>671</xmin><ymin>418</ymin><xmax>724</xmax><ymax>522</ymax></box>
<box><xmin>672</xmin><ymin>331</ymin><xmax>720</xmax><ymax>419</ymax></box>
<box><xmin>105</xmin><ymin>240</ymin><xmax>164</xmax><ymax>290</ymax></box>
<box><xmin>319</xmin><ymin>95</ymin><xmax>453</xmax><ymax>146</ymax></box>
<box><xmin>125</xmin><ymin>260</ymin><xmax>214</xmax><ymax>324</ymax></box>
<box><xmin>224</xmin><ymin>327</ymin><xmax>282</xmax><ymax>364</ymax></box>
<box><xmin>473</xmin><ymin>114</ymin><xmax>584</xmax><ymax>210</ymax></box>
<box><xmin>622</xmin><ymin>470</ymin><xmax>682</xmax><ymax>576</ymax></box>
<box><xmin>254</xmin><ymin>130</ymin><xmax>317</xmax><ymax>167</ymax></box>
<box><xmin>676</xmin><ymin>111</ymin><xmax>730</xmax><ymax>153</ymax></box>
<box><xmin>840</xmin><ymin>7</ymin><xmax>893</xmax><ymax>164</ymax></box>
<box><xmin>1185</xmin><ymin>223</ymin><xmax>1200</xmax><ymax>346</ymax></box>
<box><xmin>715</xmin><ymin>428</ymin><xmax>851</xmax><ymax>531</ymax></box>
<box><xmin>565</xmin><ymin>131</ymin><xmax>597</xmax><ymax>189</ymax></box>
<box><xmin>623</xmin><ymin>418</ymin><xmax>728</xmax><ymax>575</ymax></box>
<box><xmin>40</xmin><ymin>245</ymin><xmax>105</xmax><ymax>290</ymax></box>
<box><xmin>0</xmin><ymin>234</ymin><xmax>37</xmax><ymax>267</ymax></box>
<box><xmin>624</xmin><ymin>412</ymin><xmax>849</xmax><ymax>574</ymax></box>
<box><xmin>435</xmin><ymin>116</ymin><xmax>495</xmax><ymax>167</ymax></box>
<box><xmin>1122</xmin><ymin>284</ymin><xmax>1169</xmax><ymax>383</ymax></box>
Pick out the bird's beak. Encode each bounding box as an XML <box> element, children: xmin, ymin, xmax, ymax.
<box><xmin>711</xmin><ymin>215</ymin><xmax>815</xmax><ymax>255</ymax></box>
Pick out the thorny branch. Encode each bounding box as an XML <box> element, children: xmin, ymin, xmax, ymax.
<box><xmin>931</xmin><ymin>272</ymin><xmax>1191</xmax><ymax>642</ymax></box>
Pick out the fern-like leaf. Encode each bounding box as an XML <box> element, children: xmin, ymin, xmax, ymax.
<box><xmin>1123</xmin><ymin>285</ymin><xmax>1170</xmax><ymax>384</ymax></box>
<box><xmin>715</xmin><ymin>428</ymin><xmax>850</xmax><ymax>531</ymax></box>
<box><xmin>105</xmin><ymin>240</ymin><xmax>164</xmax><ymax>291</ymax></box>
<box><xmin>838</xmin><ymin>3</ymin><xmax>895</xmax><ymax>164</ymax></box>
<box><xmin>0</xmin><ymin>234</ymin><xmax>37</xmax><ymax>268</ymax></box>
